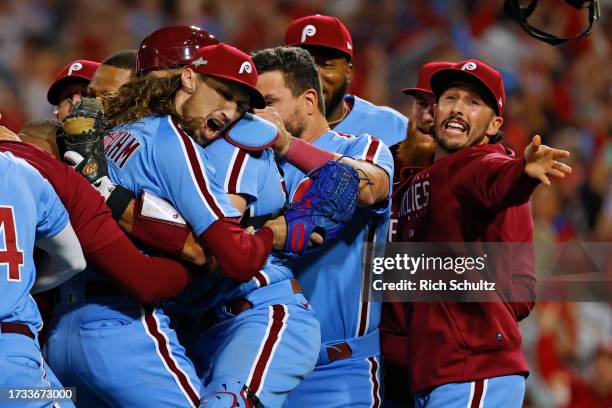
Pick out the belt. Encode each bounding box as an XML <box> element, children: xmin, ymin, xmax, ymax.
<box><xmin>85</xmin><ymin>282</ymin><xmax>123</xmax><ymax>299</ymax></box>
<box><xmin>324</xmin><ymin>341</ymin><xmax>353</xmax><ymax>362</ymax></box>
<box><xmin>0</xmin><ymin>322</ymin><xmax>34</xmax><ymax>339</ymax></box>
<box><xmin>317</xmin><ymin>329</ymin><xmax>380</xmax><ymax>366</ymax></box>
<box><xmin>182</xmin><ymin>279</ymin><xmax>302</xmax><ymax>331</ymax></box>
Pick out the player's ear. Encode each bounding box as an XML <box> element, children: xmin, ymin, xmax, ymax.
<box><xmin>302</xmin><ymin>88</ymin><xmax>318</xmax><ymax>115</ymax></box>
<box><xmin>486</xmin><ymin>115</ymin><xmax>503</xmax><ymax>137</ymax></box>
<box><xmin>180</xmin><ymin>68</ymin><xmax>198</xmax><ymax>94</ymax></box>
<box><xmin>345</xmin><ymin>60</ymin><xmax>353</xmax><ymax>85</ymax></box>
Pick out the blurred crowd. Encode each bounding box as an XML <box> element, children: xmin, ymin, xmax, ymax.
<box><xmin>0</xmin><ymin>0</ymin><xmax>610</xmax><ymax>406</ymax></box>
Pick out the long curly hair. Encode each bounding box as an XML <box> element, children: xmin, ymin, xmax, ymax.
<box><xmin>101</xmin><ymin>73</ymin><xmax>184</xmax><ymax>128</ymax></box>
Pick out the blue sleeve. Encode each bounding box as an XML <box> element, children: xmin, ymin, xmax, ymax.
<box><xmin>154</xmin><ymin>120</ymin><xmax>241</xmax><ymax>236</ymax></box>
<box><xmin>346</xmin><ymin>134</ymin><xmax>394</xmax><ymax>190</ymax></box>
<box><xmin>213</xmin><ymin>143</ymin><xmax>261</xmax><ymax>204</ymax></box>
<box><xmin>27</xmin><ymin>165</ymin><xmax>69</xmax><ymax>240</ymax></box>
<box><xmin>345</xmin><ymin>134</ymin><xmax>394</xmax><ymax>215</ymax></box>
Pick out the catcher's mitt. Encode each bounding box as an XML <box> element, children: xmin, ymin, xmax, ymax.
<box><xmin>282</xmin><ymin>160</ymin><xmax>360</xmax><ymax>257</ymax></box>
<box><xmin>59</xmin><ymin>97</ymin><xmax>109</xmax><ymax>184</ymax></box>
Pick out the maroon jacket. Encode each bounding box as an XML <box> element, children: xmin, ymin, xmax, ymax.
<box><xmin>396</xmin><ymin>143</ymin><xmax>538</xmax><ymax>393</ymax></box>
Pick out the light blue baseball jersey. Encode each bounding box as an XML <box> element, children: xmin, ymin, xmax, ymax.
<box><xmin>0</xmin><ymin>152</ymin><xmax>68</xmax><ymax>331</ymax></box>
<box><xmin>335</xmin><ymin>94</ymin><xmax>408</xmax><ymax>148</ymax></box>
<box><xmin>104</xmin><ymin>115</ymin><xmax>240</xmax><ymax>236</ymax></box>
<box><xmin>280</xmin><ymin>131</ymin><xmax>393</xmax><ymax>344</ymax></box>
<box><xmin>202</xmin><ymin>137</ymin><xmax>290</xmax><ymax>302</ymax></box>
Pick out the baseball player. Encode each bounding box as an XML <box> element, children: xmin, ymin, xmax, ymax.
<box><xmin>17</xmin><ymin>119</ymin><xmax>62</xmax><ymax>159</ymax></box>
<box><xmin>47</xmin><ymin>59</ymin><xmax>100</xmax><ymax>121</ymax></box>
<box><xmin>253</xmin><ymin>46</ymin><xmax>393</xmax><ymax>407</ymax></box>
<box><xmin>131</xmin><ymin>31</ymin><xmax>321</xmax><ymax>407</ymax></box>
<box><xmin>0</xmin><ymin>119</ymin><xmax>213</xmax><ymax>407</ymax></box>
<box><xmin>47</xmin><ymin>43</ymin><xmax>285</xmax><ymax>408</ymax></box>
<box><xmin>285</xmin><ymin>14</ymin><xmax>407</xmax><ymax>148</ymax></box>
<box><xmin>0</xmin><ymin>151</ymin><xmax>85</xmax><ymax>408</ymax></box>
<box><xmin>87</xmin><ymin>50</ymin><xmax>137</xmax><ymax>97</ymax></box>
<box><xmin>382</xmin><ymin>61</ymin><xmax>451</xmax><ymax>408</ymax></box>
<box><xmin>395</xmin><ymin>59</ymin><xmax>571</xmax><ymax>407</ymax></box>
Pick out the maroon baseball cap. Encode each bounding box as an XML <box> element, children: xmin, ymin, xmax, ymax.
<box><xmin>430</xmin><ymin>59</ymin><xmax>505</xmax><ymax>115</ymax></box>
<box><xmin>47</xmin><ymin>59</ymin><xmax>101</xmax><ymax>105</ymax></box>
<box><xmin>187</xmin><ymin>43</ymin><xmax>266</xmax><ymax>109</ymax></box>
<box><xmin>402</xmin><ymin>61</ymin><xmax>453</xmax><ymax>96</ymax></box>
<box><xmin>285</xmin><ymin>15</ymin><xmax>353</xmax><ymax>60</ymax></box>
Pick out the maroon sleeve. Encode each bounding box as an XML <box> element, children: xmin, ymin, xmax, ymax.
<box><xmin>508</xmin><ymin>205</ymin><xmax>537</xmax><ymax>321</ymax></box>
<box><xmin>0</xmin><ymin>142</ymin><xmax>123</xmax><ymax>253</ymax></box>
<box><xmin>198</xmin><ymin>218</ymin><xmax>273</xmax><ymax>281</ymax></box>
<box><xmin>131</xmin><ymin>195</ymin><xmax>192</xmax><ymax>258</ymax></box>
<box><xmin>450</xmin><ymin>151</ymin><xmax>540</xmax><ymax>212</ymax></box>
<box><xmin>85</xmin><ymin>235</ymin><xmax>193</xmax><ymax>303</ymax></box>
<box><xmin>59</xmin><ymin>166</ymin><xmax>125</xmax><ymax>253</ymax></box>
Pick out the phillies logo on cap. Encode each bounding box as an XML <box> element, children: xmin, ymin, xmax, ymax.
<box><xmin>301</xmin><ymin>24</ymin><xmax>316</xmax><ymax>43</ymax></box>
<box><xmin>498</xmin><ymin>97</ymin><xmax>503</xmax><ymax>108</ymax></box>
<box><xmin>461</xmin><ymin>61</ymin><xmax>478</xmax><ymax>71</ymax></box>
<box><xmin>191</xmin><ymin>57</ymin><xmax>208</xmax><ymax>67</ymax></box>
<box><xmin>238</xmin><ymin>61</ymin><xmax>252</xmax><ymax>74</ymax></box>
<box><xmin>68</xmin><ymin>62</ymin><xmax>83</xmax><ymax>76</ymax></box>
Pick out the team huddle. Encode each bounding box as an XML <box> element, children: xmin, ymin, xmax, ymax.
<box><xmin>0</xmin><ymin>14</ymin><xmax>571</xmax><ymax>408</ymax></box>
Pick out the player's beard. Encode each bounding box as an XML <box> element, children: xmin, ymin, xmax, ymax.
<box><xmin>325</xmin><ymin>80</ymin><xmax>348</xmax><ymax>121</ymax></box>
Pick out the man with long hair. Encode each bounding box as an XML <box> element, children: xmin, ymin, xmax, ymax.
<box><xmin>123</xmin><ymin>27</ymin><xmax>321</xmax><ymax>407</ymax></box>
<box><xmin>44</xmin><ymin>43</ymin><xmax>279</xmax><ymax>408</ymax></box>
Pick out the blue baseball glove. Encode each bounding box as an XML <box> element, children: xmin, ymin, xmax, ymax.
<box><xmin>282</xmin><ymin>160</ymin><xmax>360</xmax><ymax>256</ymax></box>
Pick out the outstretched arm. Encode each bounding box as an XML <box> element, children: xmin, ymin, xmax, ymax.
<box><xmin>452</xmin><ymin>135</ymin><xmax>571</xmax><ymax>211</ymax></box>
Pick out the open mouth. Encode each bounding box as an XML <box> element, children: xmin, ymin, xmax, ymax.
<box><xmin>417</xmin><ymin>126</ymin><xmax>433</xmax><ymax>136</ymax></box>
<box><xmin>443</xmin><ymin>118</ymin><xmax>469</xmax><ymax>134</ymax></box>
<box><xmin>206</xmin><ymin>117</ymin><xmax>225</xmax><ymax>133</ymax></box>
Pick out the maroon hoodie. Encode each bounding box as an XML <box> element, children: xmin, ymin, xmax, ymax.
<box><xmin>395</xmin><ymin>143</ymin><xmax>538</xmax><ymax>393</ymax></box>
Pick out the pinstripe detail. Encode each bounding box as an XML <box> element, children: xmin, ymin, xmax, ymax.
<box><xmin>141</xmin><ymin>306</ymin><xmax>200</xmax><ymax>407</ymax></box>
<box><xmin>226</xmin><ymin>148</ymin><xmax>249</xmax><ymax>194</ymax></box>
<box><xmin>356</xmin><ymin>226</ymin><xmax>377</xmax><ymax>337</ymax></box>
<box><xmin>367</xmin><ymin>356</ymin><xmax>381</xmax><ymax>408</ymax></box>
<box><xmin>169</xmin><ymin>116</ymin><xmax>227</xmax><ymax>220</ymax></box>
<box><xmin>245</xmin><ymin>305</ymin><xmax>289</xmax><ymax>396</ymax></box>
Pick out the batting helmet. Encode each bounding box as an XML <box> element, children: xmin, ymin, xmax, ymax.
<box><xmin>136</xmin><ymin>25</ymin><xmax>219</xmax><ymax>73</ymax></box>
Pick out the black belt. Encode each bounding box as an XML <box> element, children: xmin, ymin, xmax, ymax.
<box><xmin>1</xmin><ymin>322</ymin><xmax>34</xmax><ymax>339</ymax></box>
<box><xmin>85</xmin><ymin>282</ymin><xmax>123</xmax><ymax>299</ymax></box>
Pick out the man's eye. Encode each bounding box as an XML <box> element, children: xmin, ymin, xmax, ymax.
<box><xmin>469</xmin><ymin>99</ymin><xmax>480</xmax><ymax>105</ymax></box>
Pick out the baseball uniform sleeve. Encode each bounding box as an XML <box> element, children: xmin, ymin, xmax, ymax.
<box><xmin>450</xmin><ymin>148</ymin><xmax>540</xmax><ymax>212</ymax></box>
<box><xmin>347</xmin><ymin>134</ymin><xmax>394</xmax><ymax>214</ymax></box>
<box><xmin>154</xmin><ymin>121</ymin><xmax>241</xmax><ymax>236</ymax></box>
<box><xmin>215</xmin><ymin>145</ymin><xmax>260</xmax><ymax>203</ymax></box>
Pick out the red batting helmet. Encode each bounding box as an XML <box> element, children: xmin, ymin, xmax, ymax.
<box><xmin>136</xmin><ymin>25</ymin><xmax>219</xmax><ymax>73</ymax></box>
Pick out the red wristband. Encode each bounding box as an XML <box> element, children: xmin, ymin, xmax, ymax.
<box><xmin>283</xmin><ymin>137</ymin><xmax>335</xmax><ymax>174</ymax></box>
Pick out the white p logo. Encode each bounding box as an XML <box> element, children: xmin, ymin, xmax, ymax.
<box><xmin>68</xmin><ymin>62</ymin><xmax>83</xmax><ymax>76</ymax></box>
<box><xmin>461</xmin><ymin>61</ymin><xmax>477</xmax><ymax>71</ymax></box>
<box><xmin>301</xmin><ymin>24</ymin><xmax>316</xmax><ymax>43</ymax></box>
<box><xmin>239</xmin><ymin>61</ymin><xmax>252</xmax><ymax>74</ymax></box>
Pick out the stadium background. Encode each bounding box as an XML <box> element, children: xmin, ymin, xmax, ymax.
<box><xmin>0</xmin><ymin>0</ymin><xmax>610</xmax><ymax>406</ymax></box>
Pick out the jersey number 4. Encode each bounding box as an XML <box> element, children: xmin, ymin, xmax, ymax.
<box><xmin>0</xmin><ymin>207</ymin><xmax>24</xmax><ymax>281</ymax></box>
